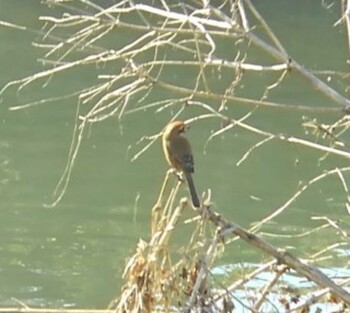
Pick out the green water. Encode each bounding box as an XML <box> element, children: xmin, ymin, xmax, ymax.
<box><xmin>0</xmin><ymin>0</ymin><xmax>349</xmax><ymax>308</ymax></box>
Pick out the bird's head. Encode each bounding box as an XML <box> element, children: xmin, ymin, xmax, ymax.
<box><xmin>165</xmin><ymin>120</ymin><xmax>189</xmax><ymax>137</ymax></box>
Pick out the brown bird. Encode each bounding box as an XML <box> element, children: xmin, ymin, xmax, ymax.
<box><xmin>162</xmin><ymin>120</ymin><xmax>200</xmax><ymax>208</ymax></box>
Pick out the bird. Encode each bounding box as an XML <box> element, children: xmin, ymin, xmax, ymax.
<box><xmin>162</xmin><ymin>120</ymin><xmax>200</xmax><ymax>208</ymax></box>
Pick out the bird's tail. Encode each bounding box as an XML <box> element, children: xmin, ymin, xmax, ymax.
<box><xmin>184</xmin><ymin>172</ymin><xmax>200</xmax><ymax>208</ymax></box>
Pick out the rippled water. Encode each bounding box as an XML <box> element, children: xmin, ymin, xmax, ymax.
<box><xmin>0</xmin><ymin>0</ymin><xmax>348</xmax><ymax>308</ymax></box>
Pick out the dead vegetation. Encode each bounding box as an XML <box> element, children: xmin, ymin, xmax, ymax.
<box><xmin>108</xmin><ymin>171</ymin><xmax>350</xmax><ymax>312</ymax></box>
<box><xmin>1</xmin><ymin>0</ymin><xmax>350</xmax><ymax>312</ymax></box>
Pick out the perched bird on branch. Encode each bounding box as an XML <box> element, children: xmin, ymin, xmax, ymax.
<box><xmin>162</xmin><ymin>120</ymin><xmax>200</xmax><ymax>208</ymax></box>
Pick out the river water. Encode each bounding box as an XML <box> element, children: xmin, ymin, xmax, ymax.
<box><xmin>0</xmin><ymin>0</ymin><xmax>348</xmax><ymax>308</ymax></box>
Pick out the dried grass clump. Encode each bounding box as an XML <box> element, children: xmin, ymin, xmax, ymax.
<box><xmin>112</xmin><ymin>173</ymin><xmax>220</xmax><ymax>312</ymax></box>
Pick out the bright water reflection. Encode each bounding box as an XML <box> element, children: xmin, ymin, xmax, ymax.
<box><xmin>213</xmin><ymin>263</ymin><xmax>350</xmax><ymax>312</ymax></box>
